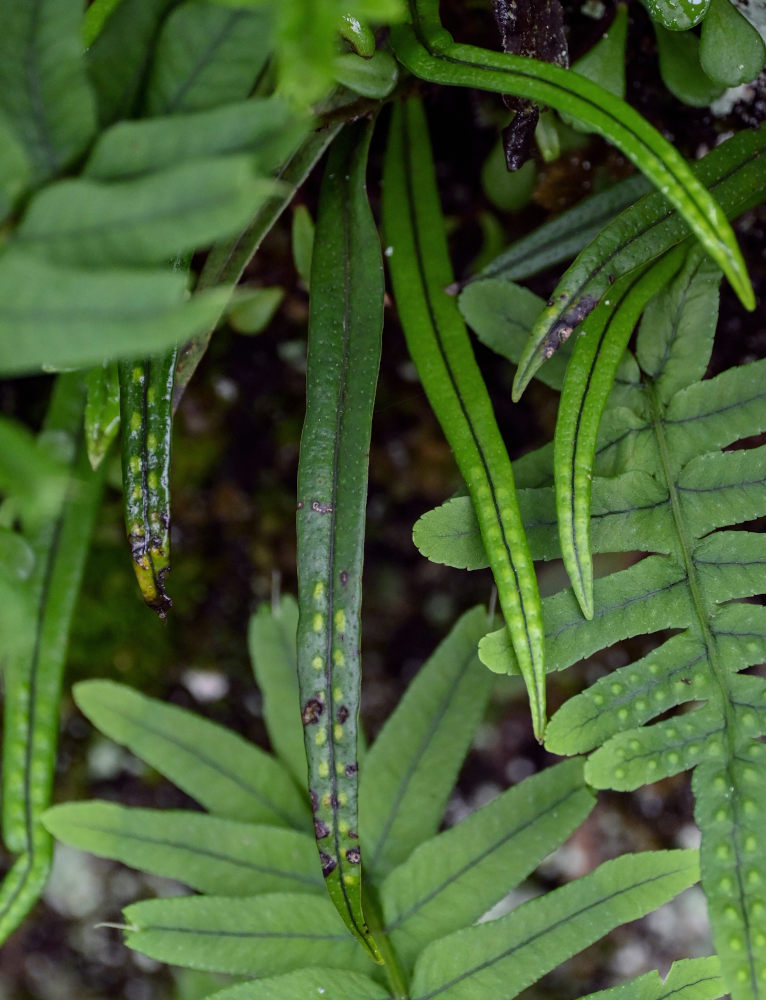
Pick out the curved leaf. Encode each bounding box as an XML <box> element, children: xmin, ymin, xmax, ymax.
<box><xmin>0</xmin><ymin>376</ymin><xmax>104</xmax><ymax>942</ymax></box>
<box><xmin>512</xmin><ymin>123</ymin><xmax>766</xmax><ymax>396</ymax></box>
<box><xmin>382</xmin><ymin>96</ymin><xmax>546</xmax><ymax>739</ymax></box>
<box><xmin>391</xmin><ymin>0</ymin><xmax>753</xmax><ymax>314</ymax></box>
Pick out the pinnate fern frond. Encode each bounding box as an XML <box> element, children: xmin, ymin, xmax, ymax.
<box><xmin>422</xmin><ymin>246</ymin><xmax>766</xmax><ymax>1000</ymax></box>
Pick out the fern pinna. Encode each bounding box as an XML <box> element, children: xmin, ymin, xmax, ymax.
<box><xmin>422</xmin><ymin>243</ymin><xmax>766</xmax><ymax>999</ymax></box>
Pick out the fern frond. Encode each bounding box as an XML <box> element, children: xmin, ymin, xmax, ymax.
<box><xmin>420</xmin><ymin>244</ymin><xmax>766</xmax><ymax>1000</ymax></box>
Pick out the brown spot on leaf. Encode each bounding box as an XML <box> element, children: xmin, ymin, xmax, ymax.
<box><xmin>345</xmin><ymin>762</ymin><xmax>358</xmax><ymax>777</ymax></box>
<box><xmin>301</xmin><ymin>697</ymin><xmax>324</xmax><ymax>725</ymax></box>
<box><xmin>310</xmin><ymin>790</ymin><xmax>319</xmax><ymax>812</ymax></box>
<box><xmin>311</xmin><ymin>500</ymin><xmax>333</xmax><ymax>514</ymax></box>
<box><xmin>337</xmin><ymin>705</ymin><xmax>350</xmax><ymax>723</ymax></box>
<box><xmin>340</xmin><ymin>570</ymin><xmax>349</xmax><ymax>586</ymax></box>
<box><xmin>314</xmin><ymin>818</ymin><xmax>330</xmax><ymax>839</ymax></box>
<box><xmin>345</xmin><ymin>847</ymin><xmax>361</xmax><ymax>864</ymax></box>
<box><xmin>320</xmin><ymin>852</ymin><xmax>337</xmax><ymax>877</ymax></box>
<box><xmin>348</xmin><ymin>829</ymin><xmax>358</xmax><ymax>839</ymax></box>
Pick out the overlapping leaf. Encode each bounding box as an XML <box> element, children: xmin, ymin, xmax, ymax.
<box><xmin>420</xmin><ymin>243</ymin><xmax>766</xmax><ymax>1000</ymax></box>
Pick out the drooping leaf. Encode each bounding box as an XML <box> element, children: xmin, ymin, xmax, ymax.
<box><xmin>409</xmin><ymin>851</ymin><xmax>699</xmax><ymax>1000</ymax></box>
<box><xmin>391</xmin><ymin>0</ymin><xmax>753</xmax><ymax>314</ymax></box>
<box><xmin>123</xmin><ymin>893</ymin><xmax>370</xmax><ymax>977</ymax></box>
<box><xmin>204</xmin><ymin>967</ymin><xmax>389</xmax><ymax>1000</ymax></box>
<box><xmin>43</xmin><ymin>802</ymin><xmax>323</xmax><ymax>896</ymax></box>
<box><xmin>511</xmin><ymin>123</ymin><xmax>766</xmax><ymax>396</ymax></box>
<box><xmin>84</xmin><ymin>99</ymin><xmax>306</xmax><ymax>180</ymax></box>
<box><xmin>17</xmin><ymin>157</ymin><xmax>278</xmax><ymax>268</ymax></box>
<box><xmin>295</xmin><ymin>119</ymin><xmax>383</xmax><ymax>960</ymax></box>
<box><xmin>382</xmin><ymin>96</ymin><xmax>547</xmax><ymax>740</ymax></box>
<box><xmin>0</xmin><ymin>375</ymin><xmax>104</xmax><ymax>943</ymax></box>
<box><xmin>553</xmin><ymin>247</ymin><xmax>687</xmax><ymax>618</ymax></box>
<box><xmin>73</xmin><ymin>680</ymin><xmax>310</xmax><ymax>830</ymax></box>
<box><xmin>118</xmin><ymin>347</ymin><xmax>177</xmax><ymax>617</ymax></box>
<box><xmin>248</xmin><ymin>596</ymin><xmax>305</xmax><ymax>787</ymax></box>
<box><xmin>145</xmin><ymin>1</ymin><xmax>273</xmax><ymax>115</ymax></box>
<box><xmin>381</xmin><ymin>758</ymin><xmax>595</xmax><ymax>969</ymax></box>
<box><xmin>0</xmin><ymin>250</ymin><xmax>230</xmax><ymax>376</ymax></box>
<box><xmin>0</xmin><ymin>0</ymin><xmax>97</xmax><ymax>182</ymax></box>
<box><xmin>359</xmin><ymin>605</ymin><xmax>493</xmax><ymax>877</ymax></box>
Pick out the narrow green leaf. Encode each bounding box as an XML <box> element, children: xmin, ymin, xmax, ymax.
<box><xmin>124</xmin><ymin>893</ymin><xmax>370</xmax><ymax>977</ymax></box>
<box><xmin>513</xmin><ymin>123</ymin><xmax>766</xmax><ymax>396</ymax></box>
<box><xmin>391</xmin><ymin>0</ymin><xmax>753</xmax><ymax>314</ymax></box>
<box><xmin>410</xmin><ymin>850</ymin><xmax>700</xmax><ymax>1000</ymax></box>
<box><xmin>0</xmin><ymin>375</ymin><xmax>104</xmax><ymax>943</ymax></box>
<box><xmin>381</xmin><ymin>759</ymin><xmax>595</xmax><ymax>968</ymax></box>
<box><xmin>464</xmin><ymin>173</ymin><xmax>651</xmax><ymax>288</ymax></box>
<box><xmin>248</xmin><ymin>596</ymin><xmax>306</xmax><ymax>786</ymax></box>
<box><xmin>295</xmin><ymin>120</ymin><xmax>383</xmax><ymax>960</ymax></box>
<box><xmin>359</xmin><ymin>606</ymin><xmax>493</xmax><ymax>876</ymax></box>
<box><xmin>0</xmin><ymin>250</ymin><xmax>230</xmax><ymax>377</ymax></box>
<box><xmin>479</xmin><ymin>556</ymin><xmax>693</xmax><ymax>677</ymax></box>
<box><xmin>574</xmin><ymin>957</ymin><xmax>724</xmax><ymax>1000</ymax></box>
<box><xmin>17</xmin><ymin>157</ymin><xmax>278</xmax><ymax>268</ymax></box>
<box><xmin>73</xmin><ymin>680</ymin><xmax>310</xmax><ymax>830</ymax></box>
<box><xmin>382</xmin><ymin>96</ymin><xmax>547</xmax><ymax>739</ymax></box>
<box><xmin>204</xmin><ymin>967</ymin><xmax>389</xmax><ymax>1000</ymax></box>
<box><xmin>554</xmin><ymin>248</ymin><xmax>685</xmax><ymax>618</ymax></box>
<box><xmin>145</xmin><ymin>2</ymin><xmax>273</xmax><ymax>115</ymax></box>
<box><xmin>85</xmin><ymin>99</ymin><xmax>307</xmax><ymax>180</ymax></box>
<box><xmin>85</xmin><ymin>362</ymin><xmax>121</xmax><ymax>470</ymax></box>
<box><xmin>0</xmin><ymin>0</ymin><xmax>97</xmax><ymax>182</ymax></box>
<box><xmin>43</xmin><ymin>802</ymin><xmax>322</xmax><ymax>896</ymax></box>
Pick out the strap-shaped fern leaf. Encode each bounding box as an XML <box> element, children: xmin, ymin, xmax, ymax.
<box><xmin>513</xmin><ymin>122</ymin><xmax>766</xmax><ymax>397</ymax></box>
<box><xmin>391</xmin><ymin>0</ymin><xmax>754</xmax><ymax>313</ymax></box>
<box><xmin>420</xmin><ymin>248</ymin><xmax>766</xmax><ymax>1000</ymax></box>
